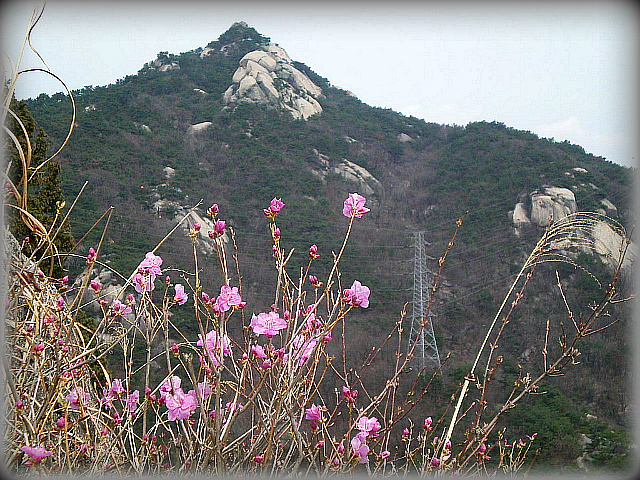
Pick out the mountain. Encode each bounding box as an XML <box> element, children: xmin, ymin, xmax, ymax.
<box><xmin>23</xmin><ymin>21</ymin><xmax>635</xmax><ymax>470</ymax></box>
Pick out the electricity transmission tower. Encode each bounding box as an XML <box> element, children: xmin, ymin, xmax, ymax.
<box><xmin>407</xmin><ymin>231</ymin><xmax>441</xmax><ymax>370</ymax></box>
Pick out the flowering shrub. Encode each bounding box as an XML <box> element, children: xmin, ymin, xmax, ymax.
<box><xmin>4</xmin><ymin>184</ymin><xmax>631</xmax><ymax>476</ymax></box>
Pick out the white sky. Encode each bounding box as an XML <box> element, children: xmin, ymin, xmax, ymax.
<box><xmin>2</xmin><ymin>0</ymin><xmax>638</xmax><ymax>167</ymax></box>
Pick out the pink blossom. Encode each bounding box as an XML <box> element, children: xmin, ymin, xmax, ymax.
<box><xmin>90</xmin><ymin>280</ymin><xmax>101</xmax><ymax>293</ymax></box>
<box><xmin>250</xmin><ymin>312</ymin><xmax>287</xmax><ymax>338</ymax></box>
<box><xmin>380</xmin><ymin>450</ymin><xmax>390</xmax><ymax>459</ymax></box>
<box><xmin>57</xmin><ymin>296</ymin><xmax>65</xmax><ymax>310</ymax></box>
<box><xmin>261</xmin><ymin>359</ymin><xmax>272</xmax><ymax>370</ymax></box>
<box><xmin>207</xmin><ymin>203</ymin><xmax>219</xmax><ymax>217</ymax></box>
<box><xmin>159</xmin><ymin>375</ymin><xmax>181</xmax><ymax>398</ymax></box>
<box><xmin>197</xmin><ymin>330</ymin><xmax>231</xmax><ymax>366</ymax></box>
<box><xmin>424</xmin><ymin>416</ymin><xmax>433</xmax><ymax>429</ymax></box>
<box><xmin>133</xmin><ymin>272</ymin><xmax>154</xmax><ymax>294</ymax></box>
<box><xmin>263</xmin><ymin>197</ymin><xmax>285</xmax><ymax>218</ymax></box>
<box><xmin>171</xmin><ymin>343</ymin><xmax>179</xmax><ymax>355</ymax></box>
<box><xmin>291</xmin><ymin>335</ymin><xmax>317</xmax><ymax>365</ymax></box>
<box><xmin>272</xmin><ymin>227</ymin><xmax>281</xmax><ymax>241</ymax></box>
<box><xmin>22</xmin><ymin>445</ymin><xmax>53</xmax><ymax>465</ymax></box>
<box><xmin>174</xmin><ymin>284</ymin><xmax>188</xmax><ymax>305</ymax></box>
<box><xmin>342</xmin><ymin>193</ymin><xmax>370</xmax><ymax>218</ymax></box>
<box><xmin>56</xmin><ymin>417</ymin><xmax>66</xmax><ymax>429</ymax></box>
<box><xmin>342</xmin><ymin>386</ymin><xmax>359</xmax><ymax>404</ymax></box>
<box><xmin>66</xmin><ymin>387</ymin><xmax>89</xmax><ymax>411</ymax></box>
<box><xmin>430</xmin><ymin>457</ymin><xmax>440</xmax><ymax>468</ymax></box>
<box><xmin>139</xmin><ymin>252</ymin><xmax>163</xmax><ymax>277</ymax></box>
<box><xmin>305</xmin><ymin>404</ymin><xmax>323</xmax><ymax>422</ymax></box>
<box><xmin>112</xmin><ymin>300</ymin><xmax>132</xmax><ymax>316</ymax></box>
<box><xmin>197</xmin><ymin>381</ymin><xmax>212</xmax><ymax>399</ymax></box>
<box><xmin>109</xmin><ymin>379</ymin><xmax>125</xmax><ymax>397</ymax></box>
<box><xmin>343</xmin><ymin>280</ymin><xmax>370</xmax><ymax>308</ymax></box>
<box><xmin>165</xmin><ymin>388</ymin><xmax>198</xmax><ymax>421</ymax></box>
<box><xmin>270</xmin><ymin>197</ymin><xmax>284</xmax><ymax>213</ymax></box>
<box><xmin>309</xmin><ymin>244</ymin><xmax>319</xmax><ymax>259</ymax></box>
<box><xmin>351</xmin><ymin>432</ymin><xmax>370</xmax><ymax>464</ymax></box>
<box><xmin>356</xmin><ymin>416</ymin><xmax>381</xmax><ymax>437</ymax></box>
<box><xmin>216</xmin><ymin>285</ymin><xmax>242</xmax><ymax>312</ymax></box>
<box><xmin>251</xmin><ymin>344</ymin><xmax>268</xmax><ymax>359</ymax></box>
<box><xmin>323</xmin><ymin>331</ymin><xmax>332</xmax><ymax>343</ymax></box>
<box><xmin>126</xmin><ymin>390</ymin><xmax>139</xmax><ymax>413</ymax></box>
<box><xmin>86</xmin><ymin>247</ymin><xmax>97</xmax><ymax>264</ymax></box>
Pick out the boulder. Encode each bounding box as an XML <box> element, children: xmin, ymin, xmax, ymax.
<box><xmin>187</xmin><ymin>122</ymin><xmax>213</xmax><ymax>135</ymax></box>
<box><xmin>530</xmin><ymin>187</ymin><xmax>576</xmax><ymax>227</ymax></box>
<box><xmin>222</xmin><ymin>43</ymin><xmax>323</xmax><ymax>120</ymax></box>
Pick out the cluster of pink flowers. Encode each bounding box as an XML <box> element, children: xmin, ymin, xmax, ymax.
<box><xmin>343</xmin><ymin>280</ymin><xmax>370</xmax><ymax>308</ymax></box>
<box><xmin>160</xmin><ymin>376</ymin><xmax>199</xmax><ymax>421</ymax></box>
<box><xmin>133</xmin><ymin>252</ymin><xmax>163</xmax><ymax>294</ymax></box>
<box><xmin>99</xmin><ymin>379</ymin><xmax>139</xmax><ymax>416</ymax></box>
<box><xmin>86</xmin><ymin>247</ymin><xmax>97</xmax><ymax>265</ymax></box>
<box><xmin>350</xmin><ymin>416</ymin><xmax>382</xmax><ymax>464</ymax></box>
<box><xmin>263</xmin><ymin>197</ymin><xmax>285</xmax><ymax>218</ymax></box>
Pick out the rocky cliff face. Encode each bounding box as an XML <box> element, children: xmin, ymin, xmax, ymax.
<box><xmin>222</xmin><ymin>44</ymin><xmax>323</xmax><ymax>119</ymax></box>
<box><xmin>510</xmin><ymin>186</ymin><xmax>635</xmax><ymax>270</ymax></box>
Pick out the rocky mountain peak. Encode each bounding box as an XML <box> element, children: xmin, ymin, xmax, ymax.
<box><xmin>221</xmin><ymin>42</ymin><xmax>323</xmax><ymax>120</ymax></box>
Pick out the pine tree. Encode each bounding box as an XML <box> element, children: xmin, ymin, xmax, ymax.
<box><xmin>5</xmin><ymin>97</ymin><xmax>74</xmax><ymax>278</ymax></box>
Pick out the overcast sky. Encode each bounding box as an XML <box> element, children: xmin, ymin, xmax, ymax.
<box><xmin>2</xmin><ymin>1</ymin><xmax>638</xmax><ymax>167</ymax></box>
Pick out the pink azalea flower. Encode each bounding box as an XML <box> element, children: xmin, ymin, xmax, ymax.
<box><xmin>197</xmin><ymin>330</ymin><xmax>231</xmax><ymax>366</ymax></box>
<box><xmin>216</xmin><ymin>285</ymin><xmax>242</xmax><ymax>312</ymax></box>
<box><xmin>197</xmin><ymin>380</ymin><xmax>212</xmax><ymax>399</ymax></box>
<box><xmin>159</xmin><ymin>375</ymin><xmax>181</xmax><ymax>398</ymax></box>
<box><xmin>126</xmin><ymin>390</ymin><xmax>139</xmax><ymax>412</ymax></box>
<box><xmin>430</xmin><ymin>457</ymin><xmax>441</xmax><ymax>468</ymax></box>
<box><xmin>133</xmin><ymin>272</ymin><xmax>154</xmax><ymax>294</ymax></box>
<box><xmin>207</xmin><ymin>203</ymin><xmax>219</xmax><ymax>217</ymax></box>
<box><xmin>86</xmin><ymin>247</ymin><xmax>97</xmax><ymax>265</ymax></box>
<box><xmin>270</xmin><ymin>197</ymin><xmax>285</xmax><ymax>213</ymax></box>
<box><xmin>139</xmin><ymin>252</ymin><xmax>163</xmax><ymax>277</ymax></box>
<box><xmin>291</xmin><ymin>335</ymin><xmax>317</xmax><ymax>365</ymax></box>
<box><xmin>210</xmin><ymin>219</ymin><xmax>226</xmax><ymax>238</ymax></box>
<box><xmin>112</xmin><ymin>300</ymin><xmax>132</xmax><ymax>316</ymax></box>
<box><xmin>305</xmin><ymin>404</ymin><xmax>323</xmax><ymax>422</ymax></box>
<box><xmin>66</xmin><ymin>387</ymin><xmax>89</xmax><ymax>411</ymax></box>
<box><xmin>109</xmin><ymin>379</ymin><xmax>125</xmax><ymax>397</ymax></box>
<box><xmin>356</xmin><ymin>416</ymin><xmax>381</xmax><ymax>437</ymax></box>
<box><xmin>351</xmin><ymin>432</ymin><xmax>370</xmax><ymax>464</ymax></box>
<box><xmin>174</xmin><ymin>284</ymin><xmax>188</xmax><ymax>305</ymax></box>
<box><xmin>22</xmin><ymin>445</ymin><xmax>53</xmax><ymax>465</ymax></box>
<box><xmin>343</xmin><ymin>280</ymin><xmax>370</xmax><ymax>308</ymax></box>
<box><xmin>263</xmin><ymin>197</ymin><xmax>285</xmax><ymax>218</ymax></box>
<box><xmin>342</xmin><ymin>193</ymin><xmax>370</xmax><ymax>218</ymax></box>
<box><xmin>424</xmin><ymin>416</ymin><xmax>433</xmax><ymax>429</ymax></box>
<box><xmin>165</xmin><ymin>388</ymin><xmax>198</xmax><ymax>421</ymax></box>
<box><xmin>343</xmin><ymin>386</ymin><xmax>359</xmax><ymax>403</ymax></box>
<box><xmin>250</xmin><ymin>312</ymin><xmax>287</xmax><ymax>338</ymax></box>
<box><xmin>251</xmin><ymin>344</ymin><xmax>268</xmax><ymax>359</ymax></box>
<box><xmin>90</xmin><ymin>280</ymin><xmax>101</xmax><ymax>293</ymax></box>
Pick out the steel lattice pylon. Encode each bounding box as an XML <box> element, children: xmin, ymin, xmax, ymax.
<box><xmin>407</xmin><ymin>231</ymin><xmax>441</xmax><ymax>370</ymax></box>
